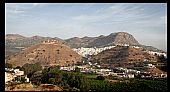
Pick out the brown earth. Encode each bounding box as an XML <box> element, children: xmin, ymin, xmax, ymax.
<box><xmin>5</xmin><ymin>83</ymin><xmax>63</xmax><ymax>91</ymax></box>
<box><xmin>92</xmin><ymin>46</ymin><xmax>157</xmax><ymax>64</ymax></box>
<box><xmin>6</xmin><ymin>41</ymin><xmax>82</xmax><ymax>67</ymax></box>
<box><xmin>65</xmin><ymin>32</ymin><xmax>140</xmax><ymax>48</ymax></box>
<box><xmin>146</xmin><ymin>68</ymin><xmax>166</xmax><ymax>74</ymax></box>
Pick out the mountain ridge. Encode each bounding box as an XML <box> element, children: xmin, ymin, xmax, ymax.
<box><xmin>65</xmin><ymin>32</ymin><xmax>141</xmax><ymax>48</ymax></box>
<box><xmin>5</xmin><ymin>32</ymin><xmax>166</xmax><ymax>58</ymax></box>
<box><xmin>5</xmin><ymin>34</ymin><xmax>68</xmax><ymax>57</ymax></box>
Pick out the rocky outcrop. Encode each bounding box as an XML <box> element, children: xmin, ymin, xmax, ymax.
<box><xmin>65</xmin><ymin>32</ymin><xmax>140</xmax><ymax>48</ymax></box>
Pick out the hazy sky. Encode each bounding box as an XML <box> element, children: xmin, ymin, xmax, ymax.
<box><xmin>5</xmin><ymin>3</ymin><xmax>167</xmax><ymax>51</ymax></box>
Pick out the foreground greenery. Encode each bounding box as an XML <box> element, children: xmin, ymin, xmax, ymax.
<box><xmin>27</xmin><ymin>66</ymin><xmax>167</xmax><ymax>91</ymax></box>
<box><xmin>20</xmin><ymin>63</ymin><xmax>42</xmax><ymax>78</ymax></box>
<box><xmin>10</xmin><ymin>64</ymin><xmax>166</xmax><ymax>91</ymax></box>
<box><xmin>5</xmin><ymin>63</ymin><xmax>13</xmax><ymax>68</ymax></box>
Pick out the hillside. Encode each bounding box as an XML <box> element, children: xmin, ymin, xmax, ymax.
<box><xmin>5</xmin><ymin>34</ymin><xmax>67</xmax><ymax>57</ymax></box>
<box><xmin>91</xmin><ymin>46</ymin><xmax>157</xmax><ymax>64</ymax></box>
<box><xmin>140</xmin><ymin>45</ymin><xmax>166</xmax><ymax>53</ymax></box>
<box><xmin>6</xmin><ymin>34</ymin><xmax>26</xmax><ymax>40</ymax></box>
<box><xmin>6</xmin><ymin>40</ymin><xmax>82</xmax><ymax>67</ymax></box>
<box><xmin>65</xmin><ymin>32</ymin><xmax>140</xmax><ymax>48</ymax></box>
<box><xmin>5</xmin><ymin>32</ymin><xmax>165</xmax><ymax>58</ymax></box>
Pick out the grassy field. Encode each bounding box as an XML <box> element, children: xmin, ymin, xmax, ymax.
<box><xmin>84</xmin><ymin>74</ymin><xmax>98</xmax><ymax>79</ymax></box>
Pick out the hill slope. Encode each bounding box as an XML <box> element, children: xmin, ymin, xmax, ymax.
<box><xmin>6</xmin><ymin>41</ymin><xmax>82</xmax><ymax>67</ymax></box>
<box><xmin>5</xmin><ymin>34</ymin><xmax>67</xmax><ymax>57</ymax></box>
<box><xmin>91</xmin><ymin>46</ymin><xmax>157</xmax><ymax>64</ymax></box>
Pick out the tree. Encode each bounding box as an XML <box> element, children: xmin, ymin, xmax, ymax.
<box><xmin>30</xmin><ymin>71</ymin><xmax>43</xmax><ymax>85</ymax></box>
<box><xmin>74</xmin><ymin>67</ymin><xmax>80</xmax><ymax>72</ymax></box>
<box><xmin>5</xmin><ymin>63</ymin><xmax>13</xmax><ymax>68</ymax></box>
<box><xmin>55</xmin><ymin>73</ymin><xmax>63</xmax><ymax>85</ymax></box>
<box><xmin>78</xmin><ymin>75</ymin><xmax>90</xmax><ymax>91</ymax></box>
<box><xmin>49</xmin><ymin>78</ymin><xmax>55</xmax><ymax>84</ymax></box>
<box><xmin>14</xmin><ymin>77</ymin><xmax>20</xmax><ymax>82</ymax></box>
<box><xmin>56</xmin><ymin>65</ymin><xmax>61</xmax><ymax>70</ymax></box>
<box><xmin>15</xmin><ymin>66</ymin><xmax>22</xmax><ymax>70</ymax></box>
<box><xmin>157</xmin><ymin>54</ymin><xmax>167</xmax><ymax>62</ymax></box>
<box><xmin>48</xmin><ymin>65</ymin><xmax>60</xmax><ymax>73</ymax></box>
<box><xmin>41</xmin><ymin>73</ymin><xmax>49</xmax><ymax>83</ymax></box>
<box><xmin>15</xmin><ymin>66</ymin><xmax>21</xmax><ymax>69</ymax></box>
<box><xmin>96</xmin><ymin>76</ymin><xmax>105</xmax><ymax>80</ymax></box>
<box><xmin>22</xmin><ymin>63</ymin><xmax>42</xmax><ymax>78</ymax></box>
<box><xmin>21</xmin><ymin>77</ymin><xmax>26</xmax><ymax>83</ymax></box>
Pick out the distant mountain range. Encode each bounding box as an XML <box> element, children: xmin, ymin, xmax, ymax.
<box><xmin>5</xmin><ymin>32</ymin><xmax>165</xmax><ymax>57</ymax></box>
<box><xmin>5</xmin><ymin>34</ymin><xmax>67</xmax><ymax>57</ymax></box>
<box><xmin>5</xmin><ymin>32</ymin><xmax>166</xmax><ymax>68</ymax></box>
<box><xmin>65</xmin><ymin>32</ymin><xmax>141</xmax><ymax>48</ymax></box>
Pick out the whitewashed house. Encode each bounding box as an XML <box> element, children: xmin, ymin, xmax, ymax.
<box><xmin>5</xmin><ymin>68</ymin><xmax>30</xmax><ymax>83</ymax></box>
<box><xmin>5</xmin><ymin>72</ymin><xmax>14</xmax><ymax>83</ymax></box>
<box><xmin>125</xmin><ymin>73</ymin><xmax>134</xmax><ymax>78</ymax></box>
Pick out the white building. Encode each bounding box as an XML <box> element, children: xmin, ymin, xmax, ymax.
<box><xmin>5</xmin><ymin>72</ymin><xmax>14</xmax><ymax>83</ymax></box>
<box><xmin>25</xmin><ymin>75</ymin><xmax>29</xmax><ymax>82</ymax></box>
<box><xmin>147</xmin><ymin>51</ymin><xmax>167</xmax><ymax>57</ymax></box>
<box><xmin>14</xmin><ymin>69</ymin><xmax>24</xmax><ymax>76</ymax></box>
<box><xmin>60</xmin><ymin>66</ymin><xmax>75</xmax><ymax>71</ymax></box>
<box><xmin>73</xmin><ymin>46</ymin><xmax>116</xmax><ymax>57</ymax></box>
<box><xmin>125</xmin><ymin>73</ymin><xmax>134</xmax><ymax>78</ymax></box>
<box><xmin>146</xmin><ymin>64</ymin><xmax>156</xmax><ymax>68</ymax></box>
<box><xmin>5</xmin><ymin>68</ymin><xmax>29</xmax><ymax>83</ymax></box>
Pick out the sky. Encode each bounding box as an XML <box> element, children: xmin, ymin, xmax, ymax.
<box><xmin>5</xmin><ymin>3</ymin><xmax>167</xmax><ymax>51</ymax></box>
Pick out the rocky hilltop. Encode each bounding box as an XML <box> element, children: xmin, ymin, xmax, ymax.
<box><xmin>6</xmin><ymin>40</ymin><xmax>82</xmax><ymax>67</ymax></box>
<box><xmin>65</xmin><ymin>32</ymin><xmax>140</xmax><ymax>48</ymax></box>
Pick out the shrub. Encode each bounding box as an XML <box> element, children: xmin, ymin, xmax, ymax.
<box><xmin>5</xmin><ymin>63</ymin><xmax>13</xmax><ymax>68</ymax></box>
<box><xmin>96</xmin><ymin>76</ymin><xmax>105</xmax><ymax>80</ymax></box>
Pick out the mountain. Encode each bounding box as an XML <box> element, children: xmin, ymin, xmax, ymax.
<box><xmin>6</xmin><ymin>34</ymin><xmax>26</xmax><ymax>40</ymax></box>
<box><xmin>65</xmin><ymin>32</ymin><xmax>140</xmax><ymax>48</ymax></box>
<box><xmin>65</xmin><ymin>32</ymin><xmax>165</xmax><ymax>52</ymax></box>
<box><xmin>91</xmin><ymin>46</ymin><xmax>157</xmax><ymax>65</ymax></box>
<box><xmin>140</xmin><ymin>45</ymin><xmax>166</xmax><ymax>53</ymax></box>
<box><xmin>5</xmin><ymin>34</ymin><xmax>67</xmax><ymax>57</ymax></box>
<box><xmin>5</xmin><ymin>32</ymin><xmax>165</xmax><ymax>58</ymax></box>
<box><xmin>6</xmin><ymin>40</ymin><xmax>82</xmax><ymax>67</ymax></box>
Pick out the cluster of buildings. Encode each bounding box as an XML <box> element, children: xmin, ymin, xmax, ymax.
<box><xmin>140</xmin><ymin>72</ymin><xmax>167</xmax><ymax>79</ymax></box>
<box><xmin>5</xmin><ymin>68</ymin><xmax>29</xmax><ymax>84</ymax></box>
<box><xmin>60</xmin><ymin>65</ymin><xmax>136</xmax><ymax>78</ymax></box>
<box><xmin>42</xmin><ymin>40</ymin><xmax>60</xmax><ymax>44</ymax></box>
<box><xmin>73</xmin><ymin>44</ymin><xmax>167</xmax><ymax>59</ymax></box>
<box><xmin>147</xmin><ymin>50</ymin><xmax>167</xmax><ymax>58</ymax></box>
<box><xmin>145</xmin><ymin>63</ymin><xmax>156</xmax><ymax>68</ymax></box>
<box><xmin>73</xmin><ymin>46</ymin><xmax>116</xmax><ymax>57</ymax></box>
<box><xmin>60</xmin><ymin>59</ymin><xmax>167</xmax><ymax>79</ymax></box>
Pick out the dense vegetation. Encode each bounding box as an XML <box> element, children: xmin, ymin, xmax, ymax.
<box><xmin>155</xmin><ymin>54</ymin><xmax>167</xmax><ymax>72</ymax></box>
<box><xmin>40</xmin><ymin>66</ymin><xmax>89</xmax><ymax>91</ymax></box>
<box><xmin>27</xmin><ymin>65</ymin><xmax>167</xmax><ymax>91</ymax></box>
<box><xmin>5</xmin><ymin>63</ymin><xmax>13</xmax><ymax>68</ymax></box>
<box><xmin>6</xmin><ymin>63</ymin><xmax>167</xmax><ymax>91</ymax></box>
<box><xmin>20</xmin><ymin>63</ymin><xmax>42</xmax><ymax>78</ymax></box>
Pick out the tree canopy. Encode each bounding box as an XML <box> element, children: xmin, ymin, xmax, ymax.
<box><xmin>5</xmin><ymin>63</ymin><xmax>13</xmax><ymax>68</ymax></box>
<box><xmin>21</xmin><ymin>62</ymin><xmax>42</xmax><ymax>78</ymax></box>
